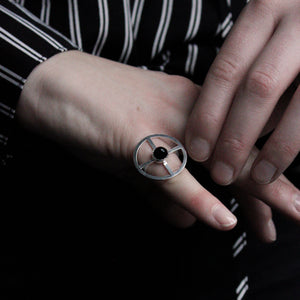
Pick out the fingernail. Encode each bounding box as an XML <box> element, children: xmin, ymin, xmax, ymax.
<box><xmin>293</xmin><ymin>194</ymin><xmax>300</xmax><ymax>213</ymax></box>
<box><xmin>189</xmin><ymin>138</ymin><xmax>210</xmax><ymax>161</ymax></box>
<box><xmin>252</xmin><ymin>160</ymin><xmax>277</xmax><ymax>184</ymax></box>
<box><xmin>267</xmin><ymin>219</ymin><xmax>277</xmax><ymax>242</ymax></box>
<box><xmin>212</xmin><ymin>205</ymin><xmax>237</xmax><ymax>228</ymax></box>
<box><xmin>211</xmin><ymin>161</ymin><xmax>234</xmax><ymax>185</ymax></box>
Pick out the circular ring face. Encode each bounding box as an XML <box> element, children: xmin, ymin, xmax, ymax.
<box><xmin>133</xmin><ymin>134</ymin><xmax>187</xmax><ymax>180</ymax></box>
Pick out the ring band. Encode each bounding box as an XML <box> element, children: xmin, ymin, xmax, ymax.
<box><xmin>133</xmin><ymin>134</ymin><xmax>187</xmax><ymax>180</ymax></box>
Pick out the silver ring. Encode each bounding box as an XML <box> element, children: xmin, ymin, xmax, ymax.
<box><xmin>133</xmin><ymin>134</ymin><xmax>187</xmax><ymax>180</ymax></box>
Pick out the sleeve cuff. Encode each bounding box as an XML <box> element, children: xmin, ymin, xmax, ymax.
<box><xmin>0</xmin><ymin>0</ymin><xmax>79</xmax><ymax>166</ymax></box>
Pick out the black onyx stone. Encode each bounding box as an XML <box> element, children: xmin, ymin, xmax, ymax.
<box><xmin>153</xmin><ymin>147</ymin><xmax>168</xmax><ymax>160</ymax></box>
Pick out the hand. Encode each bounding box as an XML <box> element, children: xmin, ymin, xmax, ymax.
<box><xmin>186</xmin><ymin>0</ymin><xmax>300</xmax><ymax>186</ymax></box>
<box><xmin>16</xmin><ymin>50</ymin><xmax>300</xmax><ymax>242</ymax></box>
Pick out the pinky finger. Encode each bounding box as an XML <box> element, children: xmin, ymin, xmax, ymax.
<box><xmin>251</xmin><ymin>84</ymin><xmax>300</xmax><ymax>184</ymax></box>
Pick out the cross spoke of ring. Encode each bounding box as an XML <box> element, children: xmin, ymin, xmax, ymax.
<box><xmin>146</xmin><ymin>137</ymin><xmax>156</xmax><ymax>150</ymax></box>
<box><xmin>168</xmin><ymin>145</ymin><xmax>183</xmax><ymax>154</ymax></box>
<box><xmin>139</xmin><ymin>158</ymin><xmax>155</xmax><ymax>170</ymax></box>
<box><xmin>163</xmin><ymin>160</ymin><xmax>174</xmax><ymax>176</ymax></box>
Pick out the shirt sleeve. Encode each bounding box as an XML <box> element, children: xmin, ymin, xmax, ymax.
<box><xmin>0</xmin><ymin>0</ymin><xmax>79</xmax><ymax>167</ymax></box>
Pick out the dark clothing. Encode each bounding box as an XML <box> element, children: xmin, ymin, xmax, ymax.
<box><xmin>1</xmin><ymin>1</ymin><xmax>299</xmax><ymax>299</ymax></box>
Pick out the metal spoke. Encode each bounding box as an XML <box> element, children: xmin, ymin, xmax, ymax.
<box><xmin>146</xmin><ymin>137</ymin><xmax>156</xmax><ymax>150</ymax></box>
<box><xmin>168</xmin><ymin>145</ymin><xmax>183</xmax><ymax>154</ymax></box>
<box><xmin>139</xmin><ymin>158</ymin><xmax>155</xmax><ymax>170</ymax></box>
<box><xmin>163</xmin><ymin>160</ymin><xmax>174</xmax><ymax>176</ymax></box>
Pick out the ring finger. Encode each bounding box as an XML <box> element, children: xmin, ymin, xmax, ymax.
<box><xmin>251</xmin><ymin>83</ymin><xmax>300</xmax><ymax>184</ymax></box>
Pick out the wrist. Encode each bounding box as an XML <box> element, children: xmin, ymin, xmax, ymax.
<box><xmin>16</xmin><ymin>50</ymin><xmax>82</xmax><ymax>131</ymax></box>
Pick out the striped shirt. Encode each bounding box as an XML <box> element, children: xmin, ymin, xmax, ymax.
<box><xmin>1</xmin><ymin>2</ymin><xmax>300</xmax><ymax>299</ymax></box>
<box><xmin>0</xmin><ymin>0</ymin><xmax>247</xmax><ymax>166</ymax></box>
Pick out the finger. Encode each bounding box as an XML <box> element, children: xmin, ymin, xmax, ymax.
<box><xmin>210</xmin><ymin>17</ymin><xmax>300</xmax><ymax>185</ymax></box>
<box><xmin>157</xmin><ymin>168</ymin><xmax>237</xmax><ymax>230</ymax></box>
<box><xmin>185</xmin><ymin>1</ymin><xmax>276</xmax><ymax>162</ymax></box>
<box><xmin>119</xmin><ymin>165</ymin><xmax>197</xmax><ymax>229</ymax></box>
<box><xmin>148</xmin><ymin>192</ymin><xmax>197</xmax><ymax>228</ymax></box>
<box><xmin>135</xmin><ymin>135</ymin><xmax>237</xmax><ymax>230</ymax></box>
<box><xmin>234</xmin><ymin>147</ymin><xmax>300</xmax><ymax>224</ymax></box>
<box><xmin>251</xmin><ymin>84</ymin><xmax>300</xmax><ymax>184</ymax></box>
<box><xmin>238</xmin><ymin>195</ymin><xmax>276</xmax><ymax>243</ymax></box>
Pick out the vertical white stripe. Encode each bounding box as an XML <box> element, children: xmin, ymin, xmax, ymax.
<box><xmin>119</xmin><ymin>0</ymin><xmax>133</xmax><ymax>63</ymax></box>
<box><xmin>45</xmin><ymin>0</ymin><xmax>51</xmax><ymax>25</ymax></box>
<box><xmin>185</xmin><ymin>44</ymin><xmax>193</xmax><ymax>74</ymax></box>
<box><xmin>185</xmin><ymin>0</ymin><xmax>196</xmax><ymax>41</ymax></box>
<box><xmin>132</xmin><ymin>0</ymin><xmax>144</xmax><ymax>39</ymax></box>
<box><xmin>68</xmin><ymin>0</ymin><xmax>82</xmax><ymax>49</ymax></box>
<box><xmin>191</xmin><ymin>0</ymin><xmax>202</xmax><ymax>39</ymax></box>
<box><xmin>158</xmin><ymin>0</ymin><xmax>173</xmax><ymax>55</ymax></box>
<box><xmin>185</xmin><ymin>44</ymin><xmax>198</xmax><ymax>75</ymax></box>
<box><xmin>185</xmin><ymin>0</ymin><xmax>202</xmax><ymax>41</ymax></box>
<box><xmin>40</xmin><ymin>0</ymin><xmax>46</xmax><ymax>21</ymax></box>
<box><xmin>151</xmin><ymin>0</ymin><xmax>173</xmax><ymax>59</ymax></box>
<box><xmin>92</xmin><ymin>0</ymin><xmax>104</xmax><ymax>55</ymax></box>
<box><xmin>190</xmin><ymin>44</ymin><xmax>198</xmax><ymax>75</ymax></box>
<box><xmin>92</xmin><ymin>0</ymin><xmax>109</xmax><ymax>56</ymax></box>
<box><xmin>73</xmin><ymin>0</ymin><xmax>82</xmax><ymax>49</ymax></box>
<box><xmin>40</xmin><ymin>0</ymin><xmax>51</xmax><ymax>25</ymax></box>
<box><xmin>68</xmin><ymin>0</ymin><xmax>76</xmax><ymax>44</ymax></box>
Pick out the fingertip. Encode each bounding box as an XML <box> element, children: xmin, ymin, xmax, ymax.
<box><xmin>210</xmin><ymin>161</ymin><xmax>235</xmax><ymax>186</ymax></box>
<box><xmin>211</xmin><ymin>204</ymin><xmax>238</xmax><ymax>231</ymax></box>
<box><xmin>187</xmin><ymin>137</ymin><xmax>211</xmax><ymax>162</ymax></box>
<box><xmin>251</xmin><ymin>159</ymin><xmax>278</xmax><ymax>185</ymax></box>
<box><xmin>255</xmin><ymin>219</ymin><xmax>277</xmax><ymax>244</ymax></box>
<box><xmin>266</xmin><ymin>219</ymin><xmax>277</xmax><ymax>243</ymax></box>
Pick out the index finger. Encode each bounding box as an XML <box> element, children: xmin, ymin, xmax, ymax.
<box><xmin>134</xmin><ymin>134</ymin><xmax>237</xmax><ymax>230</ymax></box>
<box><xmin>157</xmin><ymin>168</ymin><xmax>237</xmax><ymax>231</ymax></box>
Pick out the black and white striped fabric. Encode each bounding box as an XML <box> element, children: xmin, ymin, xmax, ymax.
<box><xmin>0</xmin><ymin>0</ymin><xmax>247</xmax><ymax>166</ymax></box>
<box><xmin>2</xmin><ymin>1</ymin><xmax>300</xmax><ymax>299</ymax></box>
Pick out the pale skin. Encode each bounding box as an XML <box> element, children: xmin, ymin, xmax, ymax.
<box><xmin>17</xmin><ymin>50</ymin><xmax>300</xmax><ymax>244</ymax></box>
<box><xmin>186</xmin><ymin>0</ymin><xmax>300</xmax><ymax>186</ymax></box>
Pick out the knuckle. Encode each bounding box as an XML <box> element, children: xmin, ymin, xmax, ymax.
<box><xmin>267</xmin><ymin>136</ymin><xmax>299</xmax><ymax>163</ymax></box>
<box><xmin>279</xmin><ymin>143</ymin><xmax>298</xmax><ymax>161</ymax></box>
<box><xmin>222</xmin><ymin>135</ymin><xmax>248</xmax><ymax>154</ymax></box>
<box><xmin>188</xmin><ymin>188</ymin><xmax>209</xmax><ymax>214</ymax></box>
<box><xmin>200</xmin><ymin>110</ymin><xmax>220</xmax><ymax>128</ymax></box>
<box><xmin>209</xmin><ymin>56</ymin><xmax>240</xmax><ymax>86</ymax></box>
<box><xmin>167</xmin><ymin>74</ymin><xmax>199</xmax><ymax>98</ymax></box>
<box><xmin>245</xmin><ymin>69</ymin><xmax>279</xmax><ymax>99</ymax></box>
